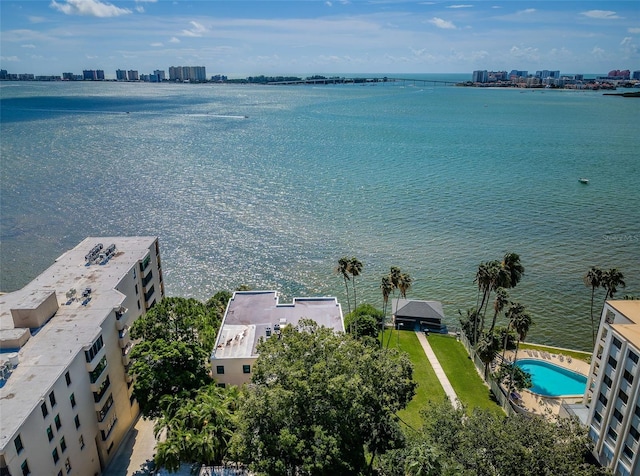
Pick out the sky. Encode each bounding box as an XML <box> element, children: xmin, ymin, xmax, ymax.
<box><xmin>1</xmin><ymin>0</ymin><xmax>638</xmax><ymax>78</ymax></box>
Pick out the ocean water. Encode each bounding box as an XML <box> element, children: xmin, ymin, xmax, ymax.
<box><xmin>1</xmin><ymin>77</ymin><xmax>638</xmax><ymax>351</ymax></box>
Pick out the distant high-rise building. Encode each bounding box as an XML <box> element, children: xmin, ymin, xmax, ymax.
<box><xmin>153</xmin><ymin>70</ymin><xmax>166</xmax><ymax>81</ymax></box>
<box><xmin>472</xmin><ymin>70</ymin><xmax>488</xmax><ymax>83</ymax></box>
<box><xmin>82</xmin><ymin>70</ymin><xmax>97</xmax><ymax>81</ymax></box>
<box><xmin>116</xmin><ymin>69</ymin><xmax>127</xmax><ymax>81</ymax></box>
<box><xmin>127</xmin><ymin>70</ymin><xmax>139</xmax><ymax>81</ymax></box>
<box><xmin>608</xmin><ymin>70</ymin><xmax>630</xmax><ymax>80</ymax></box>
<box><xmin>96</xmin><ymin>70</ymin><xmax>105</xmax><ymax>80</ymax></box>
<box><xmin>509</xmin><ymin>70</ymin><xmax>528</xmax><ymax>79</ymax></box>
<box><xmin>632</xmin><ymin>71</ymin><xmax>640</xmax><ymax>80</ymax></box>
<box><xmin>62</xmin><ymin>72</ymin><xmax>75</xmax><ymax>81</ymax></box>
<box><xmin>169</xmin><ymin>66</ymin><xmax>206</xmax><ymax>82</ymax></box>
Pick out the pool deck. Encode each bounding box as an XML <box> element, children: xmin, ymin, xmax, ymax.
<box><xmin>503</xmin><ymin>349</ymin><xmax>590</xmax><ymax>417</ymax></box>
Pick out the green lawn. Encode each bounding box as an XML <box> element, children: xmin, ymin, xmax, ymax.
<box><xmin>391</xmin><ymin>330</ymin><xmax>446</xmax><ymax>430</ymax></box>
<box><xmin>427</xmin><ymin>334</ymin><xmax>504</xmax><ymax>416</ymax></box>
<box><xmin>518</xmin><ymin>342</ymin><xmax>592</xmax><ymax>363</ymax></box>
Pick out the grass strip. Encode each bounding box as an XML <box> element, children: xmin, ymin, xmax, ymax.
<box><xmin>391</xmin><ymin>330</ymin><xmax>446</xmax><ymax>430</ymax></box>
<box><xmin>518</xmin><ymin>342</ymin><xmax>592</xmax><ymax>363</ymax></box>
<box><xmin>427</xmin><ymin>334</ymin><xmax>504</xmax><ymax>416</ymax></box>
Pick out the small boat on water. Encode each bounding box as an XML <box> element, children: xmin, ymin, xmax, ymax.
<box><xmin>579</xmin><ymin>178</ymin><xmax>589</xmax><ymax>184</ymax></box>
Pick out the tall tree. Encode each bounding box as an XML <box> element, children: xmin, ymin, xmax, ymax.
<box><xmin>476</xmin><ymin>332</ymin><xmax>501</xmax><ymax>379</ymax></box>
<box><xmin>350</xmin><ymin>257</ymin><xmax>364</xmax><ymax>336</ymax></box>
<box><xmin>506</xmin><ymin>302</ymin><xmax>532</xmax><ymax>363</ymax></box>
<box><xmin>230</xmin><ymin>320</ymin><xmax>416</xmax><ymax>475</ymax></box>
<box><xmin>501</xmin><ymin>252</ymin><xmax>525</xmax><ymax>290</ymax></box>
<box><xmin>154</xmin><ymin>384</ymin><xmax>237</xmax><ymax>471</ymax></box>
<box><xmin>488</xmin><ymin>287</ymin><xmax>509</xmax><ymax>335</ymax></box>
<box><xmin>602</xmin><ymin>268</ymin><xmax>626</xmax><ymax>302</ymax></box>
<box><xmin>380</xmin><ymin>275</ymin><xmax>394</xmax><ymax>348</ymax></box>
<box><xmin>336</xmin><ymin>257</ymin><xmax>352</xmax><ymax>315</ymax></box>
<box><xmin>583</xmin><ymin>266</ymin><xmax>603</xmax><ymax>347</ymax></box>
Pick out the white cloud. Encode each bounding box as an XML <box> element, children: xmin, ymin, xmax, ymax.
<box><xmin>21</xmin><ymin>44</ymin><xmax>36</xmax><ymax>48</ymax></box>
<box><xmin>325</xmin><ymin>1</ymin><xmax>333</xmax><ymax>6</ymax></box>
<box><xmin>509</xmin><ymin>45</ymin><xmax>540</xmax><ymax>61</ymax></box>
<box><xmin>628</xmin><ymin>27</ymin><xmax>640</xmax><ymax>34</ymax></box>
<box><xmin>50</xmin><ymin>0</ymin><xmax>131</xmax><ymax>18</ymax></box>
<box><xmin>428</xmin><ymin>17</ymin><xmax>456</xmax><ymax>30</ymax></box>
<box><xmin>447</xmin><ymin>4</ymin><xmax>473</xmax><ymax>8</ymax></box>
<box><xmin>0</xmin><ymin>56</ymin><xmax>20</xmax><ymax>62</ymax></box>
<box><xmin>169</xmin><ymin>37</ymin><xmax>180</xmax><ymax>43</ymax></box>
<box><xmin>620</xmin><ymin>37</ymin><xmax>638</xmax><ymax>56</ymax></box>
<box><xmin>181</xmin><ymin>21</ymin><xmax>207</xmax><ymax>37</ymax></box>
<box><xmin>591</xmin><ymin>46</ymin><xmax>606</xmax><ymax>58</ymax></box>
<box><xmin>150</xmin><ymin>42</ymin><xmax>163</xmax><ymax>47</ymax></box>
<box><xmin>518</xmin><ymin>9</ymin><xmax>536</xmax><ymax>14</ymax></box>
<box><xmin>135</xmin><ymin>6</ymin><xmax>144</xmax><ymax>13</ymax></box>
<box><xmin>581</xmin><ymin>10</ymin><xmax>621</xmax><ymax>20</ymax></box>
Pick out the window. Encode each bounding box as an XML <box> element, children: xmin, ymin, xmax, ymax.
<box><xmin>624</xmin><ymin>370</ymin><xmax>634</xmax><ymax>384</ymax></box>
<box><xmin>619</xmin><ymin>390</ymin><xmax>629</xmax><ymax>405</ymax></box>
<box><xmin>89</xmin><ymin>356</ymin><xmax>107</xmax><ymax>383</ymax></box>
<box><xmin>54</xmin><ymin>414</ymin><xmax>61</xmax><ymax>430</ymax></box>
<box><xmin>243</xmin><ymin>364</ymin><xmax>251</xmax><ymax>374</ymax></box>
<box><xmin>594</xmin><ymin>411</ymin><xmax>602</xmax><ymax>423</ymax></box>
<box><xmin>614</xmin><ymin>409</ymin><xmax>623</xmax><ymax>422</ymax></box>
<box><xmin>47</xmin><ymin>426</ymin><xmax>54</xmax><ymax>441</ymax></box>
<box><xmin>58</xmin><ymin>471</ymin><xmax>63</xmax><ymax>476</ymax></box>
<box><xmin>74</xmin><ymin>415</ymin><xmax>80</xmax><ymax>429</ymax></box>
<box><xmin>137</xmin><ymin>300</ymin><xmax>141</xmax><ymax>310</ymax></box>
<box><xmin>607</xmin><ymin>427</ymin><xmax>618</xmax><ymax>441</ymax></box>
<box><xmin>97</xmin><ymin>394</ymin><xmax>114</xmax><ymax>422</ymax></box>
<box><xmin>49</xmin><ymin>391</ymin><xmax>57</xmax><ymax>407</ymax></box>
<box><xmin>630</xmin><ymin>351</ymin><xmax>639</xmax><ymax>364</ymax></box>
<box><xmin>630</xmin><ymin>426</ymin><xmax>640</xmax><ymax>440</ymax></box>
<box><xmin>41</xmin><ymin>401</ymin><xmax>49</xmax><ymax>418</ymax></box>
<box><xmin>69</xmin><ymin>393</ymin><xmax>76</xmax><ymax>408</ymax></box>
<box><xmin>135</xmin><ymin>284</ymin><xmax>138</xmax><ymax>295</ymax></box>
<box><xmin>603</xmin><ymin>375</ymin><xmax>612</xmax><ymax>387</ymax></box>
<box><xmin>613</xmin><ymin>337</ymin><xmax>622</xmax><ymax>349</ymax></box>
<box><xmin>636</xmin><ymin>405</ymin><xmax>640</xmax><ymax>418</ymax></box>
<box><xmin>216</xmin><ymin>365</ymin><xmax>224</xmax><ymax>375</ymax></box>
<box><xmin>84</xmin><ymin>335</ymin><xmax>104</xmax><ymax>363</ymax></box>
<box><xmin>79</xmin><ymin>435</ymin><xmax>85</xmax><ymax>449</ymax></box>
<box><xmin>624</xmin><ymin>445</ymin><xmax>634</xmax><ymax>460</ymax></box>
<box><xmin>52</xmin><ymin>447</ymin><xmax>60</xmax><ymax>463</ymax></box>
<box><xmin>60</xmin><ymin>437</ymin><xmax>66</xmax><ymax>453</ymax></box>
<box><xmin>65</xmin><ymin>372</ymin><xmax>71</xmax><ymax>386</ymax></box>
<box><xmin>64</xmin><ymin>457</ymin><xmax>71</xmax><ymax>473</ymax></box>
<box><xmin>14</xmin><ymin>434</ymin><xmax>24</xmax><ymax>454</ymax></box>
<box><xmin>608</xmin><ymin>356</ymin><xmax>618</xmax><ymax>369</ymax></box>
<box><xmin>93</xmin><ymin>376</ymin><xmax>111</xmax><ymax>402</ymax></box>
<box><xmin>598</xmin><ymin>393</ymin><xmax>608</xmax><ymax>406</ymax></box>
<box><xmin>21</xmin><ymin>460</ymin><xmax>30</xmax><ymax>476</ymax></box>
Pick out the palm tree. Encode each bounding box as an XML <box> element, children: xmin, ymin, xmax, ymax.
<box><xmin>380</xmin><ymin>275</ymin><xmax>393</xmax><ymax>348</ymax></box>
<box><xmin>583</xmin><ymin>266</ymin><xmax>603</xmax><ymax>347</ymax></box>
<box><xmin>349</xmin><ymin>257</ymin><xmax>363</xmax><ymax>310</ymax></box>
<box><xmin>349</xmin><ymin>257</ymin><xmax>363</xmax><ymax>337</ymax></box>
<box><xmin>501</xmin><ymin>252</ymin><xmax>524</xmax><ymax>289</ymax></box>
<box><xmin>488</xmin><ymin>287</ymin><xmax>509</xmax><ymax>335</ymax></box>
<box><xmin>506</xmin><ymin>302</ymin><xmax>532</xmax><ymax>363</ymax></box>
<box><xmin>336</xmin><ymin>257</ymin><xmax>352</xmax><ymax>316</ymax></box>
<box><xmin>474</xmin><ymin>260</ymin><xmax>501</xmax><ymax>338</ymax></box>
<box><xmin>602</xmin><ymin>268</ymin><xmax>626</xmax><ymax>302</ymax></box>
<box><xmin>476</xmin><ymin>333</ymin><xmax>500</xmax><ymax>379</ymax></box>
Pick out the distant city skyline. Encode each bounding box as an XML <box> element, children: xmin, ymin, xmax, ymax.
<box><xmin>1</xmin><ymin>0</ymin><xmax>638</xmax><ymax>77</ymax></box>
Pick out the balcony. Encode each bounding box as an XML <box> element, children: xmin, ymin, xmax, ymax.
<box><xmin>89</xmin><ymin>356</ymin><xmax>108</xmax><ymax>385</ymax></box>
<box><xmin>115</xmin><ymin>306</ymin><xmax>128</xmax><ymax>331</ymax></box>
<box><xmin>121</xmin><ymin>342</ymin><xmax>133</xmax><ymax>366</ymax></box>
<box><xmin>141</xmin><ymin>269</ymin><xmax>153</xmax><ymax>289</ymax></box>
<box><xmin>118</xmin><ymin>326</ymin><xmax>130</xmax><ymax>349</ymax></box>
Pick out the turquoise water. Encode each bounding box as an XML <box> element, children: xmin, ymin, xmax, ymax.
<box><xmin>1</xmin><ymin>78</ymin><xmax>638</xmax><ymax>351</ymax></box>
<box><xmin>516</xmin><ymin>358</ymin><xmax>587</xmax><ymax>397</ymax></box>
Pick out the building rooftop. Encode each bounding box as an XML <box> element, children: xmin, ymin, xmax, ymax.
<box><xmin>392</xmin><ymin>299</ymin><xmax>445</xmax><ymax>320</ymax></box>
<box><xmin>0</xmin><ymin>236</ymin><xmax>157</xmax><ymax>450</ymax></box>
<box><xmin>609</xmin><ymin>300</ymin><xmax>640</xmax><ymax>350</ymax></box>
<box><xmin>212</xmin><ymin>291</ymin><xmax>344</xmax><ymax>360</ymax></box>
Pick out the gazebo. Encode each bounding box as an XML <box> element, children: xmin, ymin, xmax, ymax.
<box><xmin>392</xmin><ymin>299</ymin><xmax>448</xmax><ymax>333</ymax></box>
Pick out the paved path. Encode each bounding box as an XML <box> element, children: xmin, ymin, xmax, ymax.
<box><xmin>415</xmin><ymin>331</ymin><xmax>460</xmax><ymax>407</ymax></box>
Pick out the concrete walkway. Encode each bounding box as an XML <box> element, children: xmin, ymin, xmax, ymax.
<box><xmin>415</xmin><ymin>331</ymin><xmax>460</xmax><ymax>407</ymax></box>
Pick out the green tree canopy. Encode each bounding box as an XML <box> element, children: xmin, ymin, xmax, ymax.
<box><xmin>230</xmin><ymin>320</ymin><xmax>416</xmax><ymax>475</ymax></box>
<box><xmin>129</xmin><ymin>339</ymin><xmax>210</xmax><ymax>419</ymax></box>
<box><xmin>344</xmin><ymin>303</ymin><xmax>385</xmax><ymax>340</ymax></box>
<box><xmin>379</xmin><ymin>399</ymin><xmax>606</xmax><ymax>476</ymax></box>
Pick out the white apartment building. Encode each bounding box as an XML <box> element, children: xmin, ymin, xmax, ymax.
<box><xmin>211</xmin><ymin>291</ymin><xmax>344</xmax><ymax>387</ymax></box>
<box><xmin>584</xmin><ymin>300</ymin><xmax>640</xmax><ymax>476</ymax></box>
<box><xmin>0</xmin><ymin>237</ymin><xmax>164</xmax><ymax>476</ymax></box>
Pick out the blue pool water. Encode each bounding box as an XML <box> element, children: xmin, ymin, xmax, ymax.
<box><xmin>516</xmin><ymin>358</ymin><xmax>587</xmax><ymax>397</ymax></box>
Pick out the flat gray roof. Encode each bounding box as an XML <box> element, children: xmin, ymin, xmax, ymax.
<box><xmin>212</xmin><ymin>291</ymin><xmax>344</xmax><ymax>359</ymax></box>
<box><xmin>0</xmin><ymin>237</ymin><xmax>157</xmax><ymax>450</ymax></box>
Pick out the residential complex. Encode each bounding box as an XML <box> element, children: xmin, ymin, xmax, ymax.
<box><xmin>583</xmin><ymin>300</ymin><xmax>640</xmax><ymax>476</ymax></box>
<box><xmin>211</xmin><ymin>291</ymin><xmax>344</xmax><ymax>387</ymax></box>
<box><xmin>0</xmin><ymin>237</ymin><xmax>164</xmax><ymax>476</ymax></box>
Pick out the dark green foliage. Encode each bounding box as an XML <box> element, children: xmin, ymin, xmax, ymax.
<box><xmin>129</xmin><ymin>339</ymin><xmax>210</xmax><ymax>419</ymax></box>
<box><xmin>154</xmin><ymin>384</ymin><xmax>238</xmax><ymax>471</ymax></box>
<box><xmin>344</xmin><ymin>304</ymin><xmax>385</xmax><ymax>340</ymax></box>
<box><xmin>495</xmin><ymin>362</ymin><xmax>532</xmax><ymax>394</ymax></box>
<box><xmin>378</xmin><ymin>400</ymin><xmax>607</xmax><ymax>476</ymax></box>
<box><xmin>230</xmin><ymin>320</ymin><xmax>416</xmax><ymax>476</ymax></box>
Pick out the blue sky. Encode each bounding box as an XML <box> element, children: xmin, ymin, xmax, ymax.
<box><xmin>1</xmin><ymin>0</ymin><xmax>638</xmax><ymax>78</ymax></box>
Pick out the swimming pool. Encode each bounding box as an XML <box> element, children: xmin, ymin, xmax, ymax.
<box><xmin>515</xmin><ymin>359</ymin><xmax>587</xmax><ymax>397</ymax></box>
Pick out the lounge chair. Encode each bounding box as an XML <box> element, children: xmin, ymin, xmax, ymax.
<box><xmin>567</xmin><ymin>356</ymin><xmax>572</xmax><ymax>363</ymax></box>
